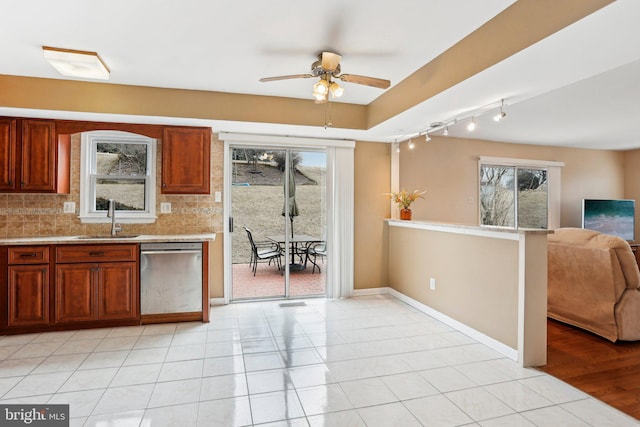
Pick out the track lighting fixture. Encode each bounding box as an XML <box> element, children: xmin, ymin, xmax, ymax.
<box><xmin>443</xmin><ymin>126</ymin><xmax>449</xmax><ymax>136</ymax></box>
<box><xmin>395</xmin><ymin>141</ymin><xmax>400</xmax><ymax>153</ymax></box>
<box><xmin>467</xmin><ymin>117</ymin><xmax>476</xmax><ymax>132</ymax></box>
<box><xmin>493</xmin><ymin>99</ymin><xmax>507</xmax><ymax>122</ymax></box>
<box><xmin>425</xmin><ymin>133</ymin><xmax>431</xmax><ymax>142</ymax></box>
<box><xmin>408</xmin><ymin>139</ymin><xmax>415</xmax><ymax>150</ymax></box>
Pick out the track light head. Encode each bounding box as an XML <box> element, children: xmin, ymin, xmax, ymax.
<box><xmin>408</xmin><ymin>139</ymin><xmax>415</xmax><ymax>150</ymax></box>
<box><xmin>493</xmin><ymin>111</ymin><xmax>506</xmax><ymax>122</ymax></box>
<box><xmin>443</xmin><ymin>126</ymin><xmax>449</xmax><ymax>136</ymax></box>
<box><xmin>425</xmin><ymin>133</ymin><xmax>431</xmax><ymax>142</ymax></box>
<box><xmin>467</xmin><ymin>117</ymin><xmax>476</xmax><ymax>132</ymax></box>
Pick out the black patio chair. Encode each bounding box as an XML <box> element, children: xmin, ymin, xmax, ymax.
<box><xmin>306</xmin><ymin>241</ymin><xmax>326</xmax><ymax>274</ymax></box>
<box><xmin>244</xmin><ymin>226</ymin><xmax>282</xmax><ymax>276</ymax></box>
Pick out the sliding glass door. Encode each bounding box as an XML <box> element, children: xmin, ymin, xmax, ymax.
<box><xmin>229</xmin><ymin>146</ymin><xmax>327</xmax><ymax>300</ymax></box>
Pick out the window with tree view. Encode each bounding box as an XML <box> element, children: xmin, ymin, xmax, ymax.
<box><xmin>480</xmin><ymin>165</ymin><xmax>548</xmax><ymax>229</ymax></box>
<box><xmin>80</xmin><ymin>131</ymin><xmax>156</xmax><ymax>222</ymax></box>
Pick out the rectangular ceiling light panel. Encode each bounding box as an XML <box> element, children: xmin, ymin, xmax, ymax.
<box><xmin>43</xmin><ymin>46</ymin><xmax>110</xmax><ymax>80</ymax></box>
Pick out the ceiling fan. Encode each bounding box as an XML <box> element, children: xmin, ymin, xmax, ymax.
<box><xmin>259</xmin><ymin>51</ymin><xmax>391</xmax><ymax>103</ymax></box>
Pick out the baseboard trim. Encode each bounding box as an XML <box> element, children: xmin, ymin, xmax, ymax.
<box><xmin>354</xmin><ymin>286</ymin><xmax>518</xmax><ymax>361</ymax></box>
<box><xmin>210</xmin><ymin>298</ymin><xmax>225</xmax><ymax>306</ymax></box>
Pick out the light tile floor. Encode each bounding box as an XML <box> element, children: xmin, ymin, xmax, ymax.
<box><xmin>1</xmin><ymin>294</ymin><xmax>639</xmax><ymax>426</ymax></box>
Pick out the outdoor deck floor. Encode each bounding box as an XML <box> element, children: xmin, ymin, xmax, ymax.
<box><xmin>232</xmin><ymin>261</ymin><xmax>326</xmax><ymax>299</ymax></box>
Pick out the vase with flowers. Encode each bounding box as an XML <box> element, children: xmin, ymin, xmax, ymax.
<box><xmin>386</xmin><ymin>188</ymin><xmax>426</xmax><ymax>220</ymax></box>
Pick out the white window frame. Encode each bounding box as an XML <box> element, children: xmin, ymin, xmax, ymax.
<box><xmin>79</xmin><ymin>130</ymin><xmax>157</xmax><ymax>224</ymax></box>
<box><xmin>478</xmin><ymin>156</ymin><xmax>564</xmax><ymax>230</ymax></box>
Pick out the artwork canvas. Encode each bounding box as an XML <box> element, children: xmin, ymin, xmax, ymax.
<box><xmin>582</xmin><ymin>199</ymin><xmax>635</xmax><ymax>241</ymax></box>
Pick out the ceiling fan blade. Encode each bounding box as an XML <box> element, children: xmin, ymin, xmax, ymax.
<box><xmin>259</xmin><ymin>74</ymin><xmax>314</xmax><ymax>82</ymax></box>
<box><xmin>321</xmin><ymin>52</ymin><xmax>342</xmax><ymax>72</ymax></box>
<box><xmin>339</xmin><ymin>74</ymin><xmax>390</xmax><ymax>89</ymax></box>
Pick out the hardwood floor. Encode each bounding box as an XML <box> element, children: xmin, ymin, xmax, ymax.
<box><xmin>540</xmin><ymin>319</ymin><xmax>640</xmax><ymax>419</ymax></box>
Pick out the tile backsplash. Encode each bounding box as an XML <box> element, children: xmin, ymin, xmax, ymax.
<box><xmin>0</xmin><ymin>132</ymin><xmax>224</xmax><ymax>238</ymax></box>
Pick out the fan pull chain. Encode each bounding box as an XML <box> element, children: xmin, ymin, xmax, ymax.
<box><xmin>324</xmin><ymin>101</ymin><xmax>333</xmax><ymax>129</ymax></box>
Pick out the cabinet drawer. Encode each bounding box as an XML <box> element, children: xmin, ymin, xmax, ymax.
<box><xmin>56</xmin><ymin>244</ymin><xmax>137</xmax><ymax>263</ymax></box>
<box><xmin>8</xmin><ymin>246</ymin><xmax>50</xmax><ymax>265</ymax></box>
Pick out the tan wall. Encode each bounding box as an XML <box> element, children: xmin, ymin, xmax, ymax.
<box><xmin>0</xmin><ymin>131</ymin><xmax>225</xmax><ymax>297</ymax></box>
<box><xmin>354</xmin><ymin>141</ymin><xmax>391</xmax><ymax>289</ymax></box>
<box><xmin>388</xmin><ymin>225</ymin><xmax>520</xmax><ymax>348</ymax></box>
<box><xmin>399</xmin><ymin>135</ymin><xmax>625</xmax><ymax>231</ymax></box>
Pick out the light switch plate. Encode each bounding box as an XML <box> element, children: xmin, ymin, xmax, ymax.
<box><xmin>63</xmin><ymin>202</ymin><xmax>76</xmax><ymax>214</ymax></box>
<box><xmin>160</xmin><ymin>202</ymin><xmax>171</xmax><ymax>214</ymax></box>
<box><xmin>214</xmin><ymin>191</ymin><xmax>222</xmax><ymax>203</ymax></box>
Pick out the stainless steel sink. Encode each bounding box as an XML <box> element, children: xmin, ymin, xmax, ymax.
<box><xmin>74</xmin><ymin>234</ymin><xmax>140</xmax><ymax>239</ymax></box>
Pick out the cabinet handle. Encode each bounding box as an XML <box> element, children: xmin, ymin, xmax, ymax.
<box><xmin>89</xmin><ymin>251</ymin><xmax>104</xmax><ymax>256</ymax></box>
<box><xmin>20</xmin><ymin>253</ymin><xmax>38</xmax><ymax>257</ymax></box>
<box><xmin>162</xmin><ymin>183</ymin><xmax>167</xmax><ymax>188</ymax></box>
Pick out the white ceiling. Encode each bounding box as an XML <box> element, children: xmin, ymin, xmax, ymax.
<box><xmin>1</xmin><ymin>0</ymin><xmax>639</xmax><ymax>149</ymax></box>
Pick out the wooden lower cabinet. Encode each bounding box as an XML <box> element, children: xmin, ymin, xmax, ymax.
<box><xmin>55</xmin><ymin>262</ymin><xmax>137</xmax><ymax>324</ymax></box>
<box><xmin>8</xmin><ymin>265</ymin><xmax>49</xmax><ymax>327</ymax></box>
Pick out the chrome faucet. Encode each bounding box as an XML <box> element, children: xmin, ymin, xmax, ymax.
<box><xmin>107</xmin><ymin>199</ymin><xmax>122</xmax><ymax>236</ymax></box>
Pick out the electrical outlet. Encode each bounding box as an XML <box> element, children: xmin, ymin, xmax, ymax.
<box><xmin>429</xmin><ymin>277</ymin><xmax>436</xmax><ymax>290</ymax></box>
<box><xmin>63</xmin><ymin>202</ymin><xmax>76</xmax><ymax>214</ymax></box>
<box><xmin>214</xmin><ymin>191</ymin><xmax>222</xmax><ymax>203</ymax></box>
<box><xmin>160</xmin><ymin>202</ymin><xmax>171</xmax><ymax>214</ymax></box>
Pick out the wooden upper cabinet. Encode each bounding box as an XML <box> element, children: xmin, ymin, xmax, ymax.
<box><xmin>0</xmin><ymin>118</ymin><xmax>17</xmax><ymax>191</ymax></box>
<box><xmin>0</xmin><ymin>118</ymin><xmax>70</xmax><ymax>193</ymax></box>
<box><xmin>162</xmin><ymin>127</ymin><xmax>211</xmax><ymax>194</ymax></box>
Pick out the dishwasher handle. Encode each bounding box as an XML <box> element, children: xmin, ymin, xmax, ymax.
<box><xmin>141</xmin><ymin>250</ymin><xmax>203</xmax><ymax>255</ymax></box>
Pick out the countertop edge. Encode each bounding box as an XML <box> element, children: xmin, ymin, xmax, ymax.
<box><xmin>0</xmin><ymin>233</ymin><xmax>217</xmax><ymax>246</ymax></box>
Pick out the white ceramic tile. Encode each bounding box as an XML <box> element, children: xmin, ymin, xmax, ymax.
<box><xmin>0</xmin><ymin>357</ymin><xmax>46</xmax><ymax>377</ymax></box>
<box><xmin>455</xmin><ymin>361</ymin><xmax>519</xmax><ymax>386</ymax></box>
<box><xmin>308</xmin><ymin>409</ymin><xmax>366</xmax><ymax>427</ymax></box>
<box><xmin>202</xmin><ymin>355</ymin><xmax>245</xmax><ymax>376</ymax></box>
<box><xmin>281</xmin><ymin>348</ymin><xmax>323</xmax><ymax>367</ymax></box>
<box><xmin>274</xmin><ymin>335</ymin><xmax>313</xmax><ymax>351</ymax></box>
<box><xmin>445</xmin><ymin>387</ymin><xmax>515</xmax><ymax>421</ymax></box>
<box><xmin>340</xmin><ymin>377</ymin><xmax>398</xmax><ymax>408</ymax></box>
<box><xmin>0</xmin><ymin>376</ymin><xmax>23</xmax><ymax>399</ymax></box>
<box><xmin>58</xmin><ymin>368</ymin><xmax>118</xmax><ymax>393</ymax></box>
<box><xmin>107</xmin><ymin>326</ymin><xmax>144</xmax><ymax>338</ymax></box>
<box><xmin>244</xmin><ymin>352</ymin><xmax>285</xmax><ymax>372</ymax></box>
<box><xmin>133</xmin><ymin>334</ymin><xmax>174</xmax><ymax>349</ymax></box>
<box><xmin>246</xmin><ymin>369</ymin><xmax>292</xmax><ymax>394</ymax></box>
<box><xmin>31</xmin><ymin>353</ymin><xmax>87</xmax><ymax>374</ymax></box>
<box><xmin>141</xmin><ymin>324</ymin><xmax>177</xmax><ymax>336</ymax></box>
<box><xmin>123</xmin><ymin>347</ymin><xmax>167</xmax><ymax>366</ymax></box>
<box><xmin>325</xmin><ymin>358</ymin><xmax>378</xmax><ymax>382</ymax></box>
<box><xmin>0</xmin><ymin>334</ymin><xmax>38</xmax><ymax>346</ymax></box>
<box><xmin>164</xmin><ymin>344</ymin><xmax>206</xmax><ymax>362</ymax></box>
<box><xmin>296</xmin><ymin>383</ymin><xmax>353</xmax><ymax>415</ymax></box>
<box><xmin>380</xmin><ymin>372</ymin><xmax>440</xmax><ymax>400</ymax></box>
<box><xmin>171</xmin><ymin>331</ymin><xmax>207</xmax><ymax>346</ymax></box>
<box><xmin>79</xmin><ymin>350</ymin><xmax>129</xmax><ymax>370</ymax></box>
<box><xmin>288</xmin><ymin>364</ymin><xmax>336</xmax><ymax>389</ymax></box>
<box><xmin>69</xmin><ymin>418</ymin><xmax>87</xmax><ymax>427</ymax></box>
<box><xmin>111</xmin><ymin>364</ymin><xmax>162</xmax><ymax>387</ymax></box>
<box><xmin>206</xmin><ymin>328</ymin><xmax>241</xmax><ymax>343</ymax></box>
<box><xmin>561</xmin><ymin>398</ymin><xmax>640</xmax><ymax>427</ymax></box>
<box><xmin>83</xmin><ymin>409</ymin><xmax>144</xmax><ymax>427</ymax></box>
<box><xmin>484</xmin><ymin>381</ymin><xmax>553</xmax><ymax>412</ymax></box>
<box><xmin>70</xmin><ymin>328</ymin><xmax>111</xmax><ymax>341</ymax></box>
<box><xmin>3</xmin><ymin>371</ymin><xmax>72</xmax><ymax>399</ymax></box>
<box><xmin>175</xmin><ymin>322</ymin><xmax>209</xmax><ymax>334</ymax></box>
<box><xmin>482</xmin><ymin>358</ymin><xmax>542</xmax><ymax>380</ymax></box>
<box><xmin>249</xmin><ymin>390</ymin><xmax>305</xmax><ymax>424</ymax></box>
<box><xmin>479</xmin><ymin>413</ymin><xmax>537</xmax><ymax>427</ymax></box>
<box><xmin>141</xmin><ymin>402</ymin><xmax>199</xmax><ymax>427</ymax></box>
<box><xmin>357</xmin><ymin>402</ymin><xmax>422</xmax><ymax>427</ymax></box>
<box><xmin>31</xmin><ymin>330</ymin><xmax>76</xmax><ymax>343</ymax></box>
<box><xmin>401</xmin><ymin>349</ymin><xmax>450</xmax><ymax>371</ymax></box>
<box><xmin>197</xmin><ymin>396</ymin><xmax>252</xmax><ymax>427</ymax></box>
<box><xmin>0</xmin><ymin>345</ymin><xmax>21</xmax><ymax>361</ymax></box>
<box><xmin>518</xmin><ymin>375</ymin><xmax>588</xmax><ymax>404</ymax></box>
<box><xmin>404</xmin><ymin>394</ymin><xmax>474</xmax><ymax>426</ymax></box>
<box><xmin>521</xmin><ymin>405</ymin><xmax>591</xmax><ymax>427</ymax></box>
<box><xmin>94</xmin><ymin>336</ymin><xmax>138</xmax><ymax>352</ymax></box>
<box><xmin>47</xmin><ymin>389</ymin><xmax>104</xmax><ymax>418</ymax></box>
<box><xmin>205</xmin><ymin>341</ymin><xmax>243</xmax><ymax>358</ymax></box>
<box><xmin>242</xmin><ymin>338</ymin><xmax>278</xmax><ymax>354</ymax></box>
<box><xmin>9</xmin><ymin>341</ymin><xmax>63</xmax><ymax>359</ymax></box>
<box><xmin>420</xmin><ymin>366</ymin><xmax>477</xmax><ymax>392</ymax></box>
<box><xmin>258</xmin><ymin>417</ymin><xmax>309</xmax><ymax>427</ymax></box>
<box><xmin>0</xmin><ymin>394</ymin><xmax>53</xmax><ymax>404</ymax></box>
<box><xmin>157</xmin><ymin>359</ymin><xmax>203</xmax><ymax>382</ymax></box>
<box><xmin>53</xmin><ymin>339</ymin><xmax>101</xmax><ymax>355</ymax></box>
<box><xmin>147</xmin><ymin>378</ymin><xmax>201</xmax><ymax>408</ymax></box>
<box><xmin>92</xmin><ymin>383</ymin><xmax>154</xmax><ymax>415</ymax></box>
<box><xmin>200</xmin><ymin>373</ymin><xmax>248</xmax><ymax>401</ymax></box>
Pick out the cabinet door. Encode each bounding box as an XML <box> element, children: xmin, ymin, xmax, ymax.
<box><xmin>20</xmin><ymin>119</ymin><xmax>56</xmax><ymax>192</ymax></box>
<box><xmin>8</xmin><ymin>265</ymin><xmax>49</xmax><ymax>327</ymax></box>
<box><xmin>97</xmin><ymin>262</ymin><xmax>138</xmax><ymax>320</ymax></box>
<box><xmin>55</xmin><ymin>263</ymin><xmax>95</xmax><ymax>323</ymax></box>
<box><xmin>162</xmin><ymin>127</ymin><xmax>211</xmax><ymax>194</ymax></box>
<box><xmin>0</xmin><ymin>118</ymin><xmax>17</xmax><ymax>191</ymax></box>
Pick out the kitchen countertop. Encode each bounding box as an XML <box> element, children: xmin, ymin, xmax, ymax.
<box><xmin>0</xmin><ymin>233</ymin><xmax>216</xmax><ymax>246</ymax></box>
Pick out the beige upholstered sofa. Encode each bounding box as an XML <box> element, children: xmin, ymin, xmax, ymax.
<box><xmin>548</xmin><ymin>227</ymin><xmax>640</xmax><ymax>342</ymax></box>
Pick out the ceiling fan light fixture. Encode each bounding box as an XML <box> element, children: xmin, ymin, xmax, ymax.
<box><xmin>42</xmin><ymin>46</ymin><xmax>110</xmax><ymax>80</ymax></box>
<box><xmin>313</xmin><ymin>79</ymin><xmax>329</xmax><ymax>96</ymax></box>
<box><xmin>329</xmin><ymin>81</ymin><xmax>344</xmax><ymax>98</ymax></box>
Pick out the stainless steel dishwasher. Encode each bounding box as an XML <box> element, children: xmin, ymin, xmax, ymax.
<box><xmin>140</xmin><ymin>242</ymin><xmax>203</xmax><ymax>315</ymax></box>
